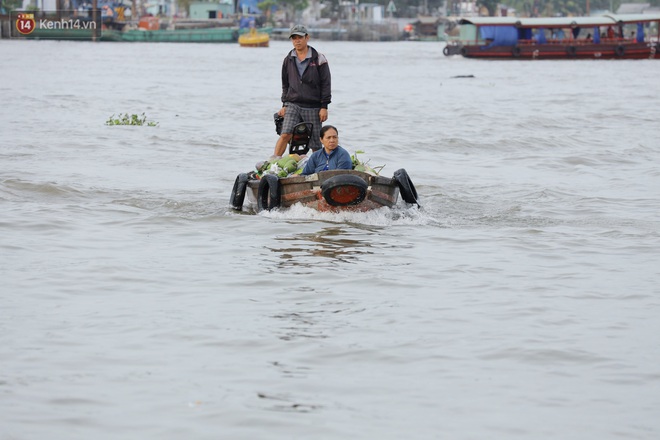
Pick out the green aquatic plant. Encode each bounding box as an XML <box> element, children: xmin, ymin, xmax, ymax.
<box><xmin>351</xmin><ymin>150</ymin><xmax>384</xmax><ymax>175</ymax></box>
<box><xmin>105</xmin><ymin>113</ymin><xmax>158</xmax><ymax>127</ymax></box>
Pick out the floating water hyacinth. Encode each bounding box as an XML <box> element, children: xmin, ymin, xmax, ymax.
<box><xmin>105</xmin><ymin>113</ymin><xmax>159</xmax><ymax>127</ymax></box>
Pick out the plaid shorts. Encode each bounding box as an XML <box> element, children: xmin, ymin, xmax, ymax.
<box><xmin>282</xmin><ymin>103</ymin><xmax>322</xmax><ymax>151</ymax></box>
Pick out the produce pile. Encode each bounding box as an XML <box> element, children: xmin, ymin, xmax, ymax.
<box><xmin>255</xmin><ymin>154</ymin><xmax>305</xmax><ymax>178</ymax></box>
<box><xmin>253</xmin><ymin>150</ymin><xmax>384</xmax><ymax>179</ymax></box>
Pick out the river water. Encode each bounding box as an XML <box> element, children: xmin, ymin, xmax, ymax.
<box><xmin>1</xmin><ymin>39</ymin><xmax>659</xmax><ymax>440</ymax></box>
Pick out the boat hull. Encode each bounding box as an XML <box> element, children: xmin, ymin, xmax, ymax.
<box><xmin>238</xmin><ymin>29</ymin><xmax>270</xmax><ymax>47</ymax></box>
<box><xmin>245</xmin><ymin>170</ymin><xmax>400</xmax><ymax>212</ymax></box>
<box><xmin>108</xmin><ymin>27</ymin><xmax>238</xmax><ymax>43</ymax></box>
<box><xmin>18</xmin><ymin>26</ymin><xmax>240</xmax><ymax>42</ymax></box>
<box><xmin>455</xmin><ymin>41</ymin><xmax>660</xmax><ymax>60</ymax></box>
<box><xmin>239</xmin><ymin>40</ymin><xmax>269</xmax><ymax>47</ymax></box>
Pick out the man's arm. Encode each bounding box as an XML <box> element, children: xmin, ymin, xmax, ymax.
<box><xmin>317</xmin><ymin>54</ymin><xmax>331</xmax><ymax>109</ymax></box>
<box><xmin>281</xmin><ymin>57</ymin><xmax>290</xmax><ymax>105</ymax></box>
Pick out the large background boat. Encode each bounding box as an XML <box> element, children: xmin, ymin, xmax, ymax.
<box><xmin>444</xmin><ymin>14</ymin><xmax>660</xmax><ymax>59</ymax></box>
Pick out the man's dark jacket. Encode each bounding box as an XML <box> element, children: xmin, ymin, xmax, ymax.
<box><xmin>281</xmin><ymin>47</ymin><xmax>331</xmax><ymax>109</ymax></box>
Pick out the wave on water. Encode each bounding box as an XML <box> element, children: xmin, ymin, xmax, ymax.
<box><xmin>256</xmin><ymin>202</ymin><xmax>440</xmax><ymax>227</ymax></box>
<box><xmin>1</xmin><ymin>178</ymin><xmax>86</xmax><ymax>199</ymax></box>
<box><xmin>112</xmin><ymin>195</ymin><xmax>228</xmax><ymax>221</ymax></box>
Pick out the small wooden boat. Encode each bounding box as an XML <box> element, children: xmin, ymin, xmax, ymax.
<box><xmin>229</xmin><ymin>123</ymin><xmax>418</xmax><ymax>213</ymax></box>
<box><xmin>238</xmin><ymin>27</ymin><xmax>270</xmax><ymax>47</ymax></box>
<box><xmin>231</xmin><ymin>168</ymin><xmax>417</xmax><ymax>213</ymax></box>
<box><xmin>444</xmin><ymin>13</ymin><xmax>660</xmax><ymax>60</ymax></box>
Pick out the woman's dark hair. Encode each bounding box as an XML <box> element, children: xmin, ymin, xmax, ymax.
<box><xmin>320</xmin><ymin>125</ymin><xmax>338</xmax><ymax>138</ymax></box>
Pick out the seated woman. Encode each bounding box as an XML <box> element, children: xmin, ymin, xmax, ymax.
<box><xmin>302</xmin><ymin>125</ymin><xmax>352</xmax><ymax>175</ymax></box>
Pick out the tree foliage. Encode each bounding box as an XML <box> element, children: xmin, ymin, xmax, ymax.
<box><xmin>174</xmin><ymin>0</ymin><xmax>637</xmax><ymax>18</ymax></box>
<box><xmin>476</xmin><ymin>0</ymin><xmax>499</xmax><ymax>16</ymax></box>
<box><xmin>277</xmin><ymin>0</ymin><xmax>309</xmax><ymax>11</ymax></box>
<box><xmin>256</xmin><ymin>0</ymin><xmax>308</xmax><ymax>23</ymax></box>
<box><xmin>503</xmin><ymin>0</ymin><xmax>622</xmax><ymax>16</ymax></box>
<box><xmin>295</xmin><ymin>0</ymin><xmax>446</xmax><ymax>18</ymax></box>
<box><xmin>177</xmin><ymin>0</ymin><xmax>196</xmax><ymax>16</ymax></box>
<box><xmin>2</xmin><ymin>0</ymin><xmax>24</xmax><ymax>12</ymax></box>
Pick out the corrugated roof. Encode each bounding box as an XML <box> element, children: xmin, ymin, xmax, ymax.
<box><xmin>416</xmin><ymin>16</ymin><xmax>442</xmax><ymax>24</ymax></box>
<box><xmin>520</xmin><ymin>16</ymin><xmax>617</xmax><ymax>26</ymax></box>
<box><xmin>606</xmin><ymin>13</ymin><xmax>660</xmax><ymax>23</ymax></box>
<box><xmin>458</xmin><ymin>17</ymin><xmax>519</xmax><ymax>26</ymax></box>
<box><xmin>459</xmin><ymin>13</ymin><xmax>660</xmax><ymax>27</ymax></box>
<box><xmin>616</xmin><ymin>3</ymin><xmax>651</xmax><ymax>15</ymax></box>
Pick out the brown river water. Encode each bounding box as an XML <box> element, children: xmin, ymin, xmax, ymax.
<box><xmin>2</xmin><ymin>39</ymin><xmax>660</xmax><ymax>439</ymax></box>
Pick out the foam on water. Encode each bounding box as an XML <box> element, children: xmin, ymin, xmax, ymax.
<box><xmin>256</xmin><ymin>202</ymin><xmax>437</xmax><ymax>227</ymax></box>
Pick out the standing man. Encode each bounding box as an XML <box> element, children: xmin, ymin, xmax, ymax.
<box><xmin>273</xmin><ymin>24</ymin><xmax>331</xmax><ymax>157</ymax></box>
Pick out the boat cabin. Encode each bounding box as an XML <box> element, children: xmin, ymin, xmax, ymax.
<box><xmin>459</xmin><ymin>14</ymin><xmax>659</xmax><ymax>47</ymax></box>
<box><xmin>446</xmin><ymin>13</ymin><xmax>660</xmax><ymax>59</ymax></box>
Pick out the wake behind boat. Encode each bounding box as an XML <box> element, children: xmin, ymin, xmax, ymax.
<box><xmin>444</xmin><ymin>13</ymin><xmax>660</xmax><ymax>60</ymax></box>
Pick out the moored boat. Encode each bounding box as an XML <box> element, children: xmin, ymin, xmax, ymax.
<box><xmin>9</xmin><ymin>13</ymin><xmax>246</xmax><ymax>43</ymax></box>
<box><xmin>444</xmin><ymin>13</ymin><xmax>660</xmax><ymax>60</ymax></box>
<box><xmin>17</xmin><ymin>23</ymin><xmax>240</xmax><ymax>43</ymax></box>
<box><xmin>103</xmin><ymin>25</ymin><xmax>239</xmax><ymax>43</ymax></box>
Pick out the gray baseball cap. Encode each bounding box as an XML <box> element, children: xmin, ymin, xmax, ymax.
<box><xmin>289</xmin><ymin>24</ymin><xmax>308</xmax><ymax>38</ymax></box>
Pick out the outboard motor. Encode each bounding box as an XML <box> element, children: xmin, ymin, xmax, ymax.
<box><xmin>288</xmin><ymin>122</ymin><xmax>313</xmax><ymax>155</ymax></box>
